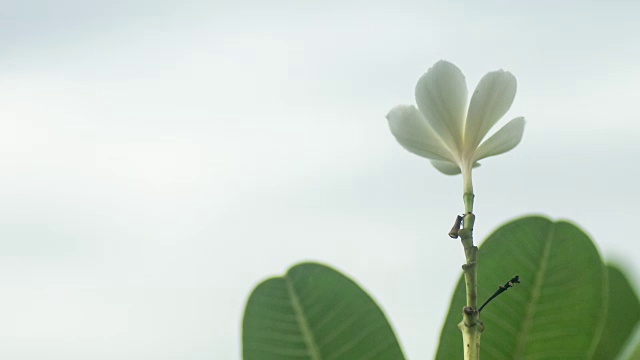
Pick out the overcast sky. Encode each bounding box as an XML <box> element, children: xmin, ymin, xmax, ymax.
<box><xmin>2</xmin><ymin>0</ymin><xmax>640</xmax><ymax>359</ymax></box>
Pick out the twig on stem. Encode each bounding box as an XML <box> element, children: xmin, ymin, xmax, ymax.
<box><xmin>478</xmin><ymin>275</ymin><xmax>521</xmax><ymax>313</ymax></box>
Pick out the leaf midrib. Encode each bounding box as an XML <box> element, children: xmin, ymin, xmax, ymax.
<box><xmin>285</xmin><ymin>275</ymin><xmax>322</xmax><ymax>360</ymax></box>
<box><xmin>512</xmin><ymin>222</ymin><xmax>555</xmax><ymax>359</ymax></box>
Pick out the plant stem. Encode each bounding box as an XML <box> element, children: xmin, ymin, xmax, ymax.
<box><xmin>457</xmin><ymin>192</ymin><xmax>483</xmax><ymax>360</ymax></box>
<box><xmin>459</xmin><ymin>213</ymin><xmax>477</xmax><ymax>308</ymax></box>
<box><xmin>463</xmin><ymin>192</ymin><xmax>474</xmax><ymax>214</ymax></box>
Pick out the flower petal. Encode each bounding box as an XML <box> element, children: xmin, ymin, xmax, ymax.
<box><xmin>430</xmin><ymin>160</ymin><xmax>481</xmax><ymax>175</ymax></box>
<box><xmin>386</xmin><ymin>105</ymin><xmax>454</xmax><ymax>161</ymax></box>
<box><xmin>415</xmin><ymin>60</ymin><xmax>468</xmax><ymax>152</ymax></box>
<box><xmin>464</xmin><ymin>69</ymin><xmax>517</xmax><ymax>151</ymax></box>
<box><xmin>430</xmin><ymin>160</ymin><xmax>461</xmax><ymax>175</ymax></box>
<box><xmin>473</xmin><ymin>117</ymin><xmax>525</xmax><ymax>162</ymax></box>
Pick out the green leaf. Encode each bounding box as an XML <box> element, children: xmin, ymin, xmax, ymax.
<box><xmin>593</xmin><ymin>264</ymin><xmax>640</xmax><ymax>359</ymax></box>
<box><xmin>436</xmin><ymin>216</ymin><xmax>607</xmax><ymax>359</ymax></box>
<box><xmin>617</xmin><ymin>323</ymin><xmax>640</xmax><ymax>360</ymax></box>
<box><xmin>242</xmin><ymin>262</ymin><xmax>405</xmax><ymax>360</ymax></box>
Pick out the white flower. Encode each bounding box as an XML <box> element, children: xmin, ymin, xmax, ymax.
<box><xmin>386</xmin><ymin>60</ymin><xmax>525</xmax><ymax>195</ymax></box>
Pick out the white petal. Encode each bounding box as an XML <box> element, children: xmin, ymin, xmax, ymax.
<box><xmin>430</xmin><ymin>160</ymin><xmax>481</xmax><ymax>175</ymax></box>
<box><xmin>386</xmin><ymin>105</ymin><xmax>454</xmax><ymax>161</ymax></box>
<box><xmin>430</xmin><ymin>160</ymin><xmax>461</xmax><ymax>175</ymax></box>
<box><xmin>415</xmin><ymin>60</ymin><xmax>468</xmax><ymax>151</ymax></box>
<box><xmin>473</xmin><ymin>117</ymin><xmax>525</xmax><ymax>162</ymax></box>
<box><xmin>464</xmin><ymin>69</ymin><xmax>517</xmax><ymax>151</ymax></box>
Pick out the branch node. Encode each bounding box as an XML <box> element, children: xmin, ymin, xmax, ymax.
<box><xmin>463</xmin><ymin>306</ymin><xmax>476</xmax><ymax>315</ymax></box>
<box><xmin>461</xmin><ymin>261</ymin><xmax>477</xmax><ymax>271</ymax></box>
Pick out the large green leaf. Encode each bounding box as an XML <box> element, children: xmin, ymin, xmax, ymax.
<box><xmin>242</xmin><ymin>262</ymin><xmax>405</xmax><ymax>360</ymax></box>
<box><xmin>617</xmin><ymin>323</ymin><xmax>640</xmax><ymax>360</ymax></box>
<box><xmin>593</xmin><ymin>264</ymin><xmax>640</xmax><ymax>359</ymax></box>
<box><xmin>436</xmin><ymin>216</ymin><xmax>607</xmax><ymax>359</ymax></box>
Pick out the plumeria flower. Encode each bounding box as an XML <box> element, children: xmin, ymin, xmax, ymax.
<box><xmin>386</xmin><ymin>60</ymin><xmax>525</xmax><ymax>196</ymax></box>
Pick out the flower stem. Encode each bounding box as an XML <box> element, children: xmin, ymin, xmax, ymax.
<box><xmin>457</xmin><ymin>194</ymin><xmax>483</xmax><ymax>360</ymax></box>
<box><xmin>463</xmin><ymin>192</ymin><xmax>474</xmax><ymax>213</ymax></box>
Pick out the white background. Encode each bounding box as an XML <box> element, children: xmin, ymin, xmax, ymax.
<box><xmin>2</xmin><ymin>0</ymin><xmax>639</xmax><ymax>358</ymax></box>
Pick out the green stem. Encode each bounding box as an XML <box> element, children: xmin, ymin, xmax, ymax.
<box><xmin>459</xmin><ymin>321</ymin><xmax>482</xmax><ymax>360</ymax></box>
<box><xmin>457</xmin><ymin>194</ymin><xmax>483</xmax><ymax>360</ymax></box>
<box><xmin>459</xmin><ymin>214</ymin><xmax>477</xmax><ymax>308</ymax></box>
<box><xmin>463</xmin><ymin>192</ymin><xmax>474</xmax><ymax>214</ymax></box>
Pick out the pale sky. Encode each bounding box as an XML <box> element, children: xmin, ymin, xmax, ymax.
<box><xmin>2</xmin><ymin>0</ymin><xmax>640</xmax><ymax>359</ymax></box>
